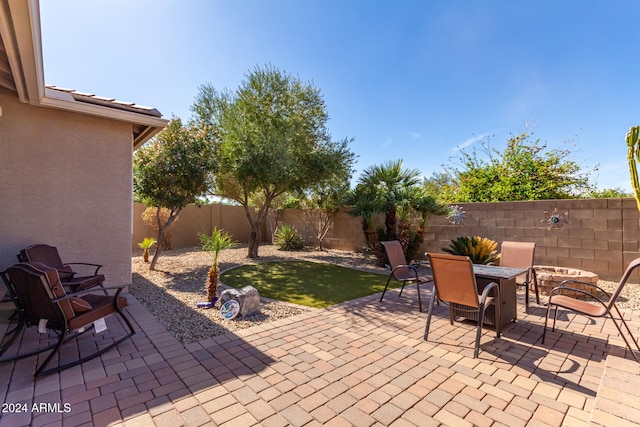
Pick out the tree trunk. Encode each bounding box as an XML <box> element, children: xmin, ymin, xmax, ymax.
<box><xmin>385</xmin><ymin>207</ymin><xmax>397</xmax><ymax>240</ymax></box>
<box><xmin>243</xmin><ymin>204</ymin><xmax>262</xmax><ymax>258</ymax></box>
<box><xmin>143</xmin><ymin>249</ymin><xmax>150</xmax><ymax>263</ymax></box>
<box><xmin>149</xmin><ymin>227</ymin><xmax>165</xmax><ymax>271</ymax></box>
<box><xmin>206</xmin><ymin>266</ymin><xmax>219</xmax><ymax>302</ymax></box>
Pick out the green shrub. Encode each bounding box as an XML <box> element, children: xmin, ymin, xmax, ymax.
<box><xmin>442</xmin><ymin>236</ymin><xmax>498</xmax><ymax>265</ymax></box>
<box><xmin>273</xmin><ymin>224</ymin><xmax>304</xmax><ymax>251</ymax></box>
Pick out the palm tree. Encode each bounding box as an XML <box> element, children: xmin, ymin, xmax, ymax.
<box><xmin>345</xmin><ymin>184</ymin><xmax>383</xmax><ymax>247</ymax></box>
<box><xmin>358</xmin><ymin>159</ymin><xmax>421</xmax><ymax>240</ymax></box>
<box><xmin>138</xmin><ymin>237</ymin><xmax>157</xmax><ymax>263</ymax></box>
<box><xmin>199</xmin><ymin>228</ymin><xmax>238</xmax><ymax>302</ymax></box>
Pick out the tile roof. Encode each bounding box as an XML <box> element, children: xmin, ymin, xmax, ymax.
<box><xmin>45</xmin><ymin>84</ymin><xmax>163</xmax><ymax>118</ymax></box>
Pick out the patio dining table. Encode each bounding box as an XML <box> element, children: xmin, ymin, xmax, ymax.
<box><xmin>451</xmin><ymin>264</ymin><xmax>528</xmax><ymax>329</ymax></box>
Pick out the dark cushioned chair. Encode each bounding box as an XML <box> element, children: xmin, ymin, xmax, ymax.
<box><xmin>0</xmin><ymin>262</ymin><xmax>134</xmax><ymax>377</ymax></box>
<box><xmin>18</xmin><ymin>244</ymin><xmax>105</xmax><ymax>292</ymax></box>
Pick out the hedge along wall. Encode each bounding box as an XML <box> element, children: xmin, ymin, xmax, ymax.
<box><xmin>133</xmin><ymin>198</ymin><xmax>640</xmax><ymax>281</ymax></box>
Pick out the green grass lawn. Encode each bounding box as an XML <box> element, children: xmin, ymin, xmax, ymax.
<box><xmin>220</xmin><ymin>261</ymin><xmax>400</xmax><ymax>308</ymax></box>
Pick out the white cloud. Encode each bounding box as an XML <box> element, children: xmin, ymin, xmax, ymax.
<box><xmin>408</xmin><ymin>131</ymin><xmax>421</xmax><ymax>139</ymax></box>
<box><xmin>451</xmin><ymin>131</ymin><xmax>496</xmax><ymax>153</ymax></box>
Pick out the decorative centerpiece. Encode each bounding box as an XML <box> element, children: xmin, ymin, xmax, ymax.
<box><xmin>447</xmin><ymin>205</ymin><xmax>466</xmax><ymax>225</ymax></box>
<box><xmin>542</xmin><ymin>208</ymin><xmax>569</xmax><ymax>230</ymax></box>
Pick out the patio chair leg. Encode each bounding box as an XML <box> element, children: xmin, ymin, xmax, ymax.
<box><xmin>541</xmin><ymin>302</ymin><xmax>553</xmax><ymax>344</ymax></box>
<box><xmin>607</xmin><ymin>311</ymin><xmax>640</xmax><ymax>363</ymax></box>
<box><xmin>532</xmin><ymin>270</ymin><xmax>540</xmax><ymax>305</ymax></box>
<box><xmin>423</xmin><ymin>289</ymin><xmax>438</xmax><ymax>341</ymax></box>
<box><xmin>379</xmin><ymin>276</ymin><xmax>393</xmax><ymax>302</ymax></box>
<box><xmin>474</xmin><ymin>302</ymin><xmax>486</xmax><ymax>359</ymax></box>
<box><xmin>398</xmin><ymin>281</ymin><xmax>407</xmax><ymax>297</ymax></box>
<box><xmin>416</xmin><ymin>282</ymin><xmax>422</xmax><ymax>312</ymax></box>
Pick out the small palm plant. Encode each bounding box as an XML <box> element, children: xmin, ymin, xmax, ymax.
<box><xmin>138</xmin><ymin>237</ymin><xmax>157</xmax><ymax>263</ymax></box>
<box><xmin>442</xmin><ymin>236</ymin><xmax>498</xmax><ymax>265</ymax></box>
<box><xmin>199</xmin><ymin>228</ymin><xmax>238</xmax><ymax>302</ymax></box>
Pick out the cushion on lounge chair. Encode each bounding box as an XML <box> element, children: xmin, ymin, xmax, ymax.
<box><xmin>70</xmin><ymin>297</ymin><xmax>92</xmax><ymax>313</ymax></box>
<box><xmin>30</xmin><ymin>262</ymin><xmax>74</xmax><ymax>321</ymax></box>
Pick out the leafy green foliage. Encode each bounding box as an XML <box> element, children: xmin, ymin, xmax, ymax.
<box><xmin>587</xmin><ymin>188</ymin><xmax>631</xmax><ymax>198</ymax></box>
<box><xmin>191</xmin><ymin>65</ymin><xmax>355</xmax><ymax>258</ymax></box>
<box><xmin>134</xmin><ymin>118</ymin><xmax>215</xmax><ymax>269</ymax></box>
<box><xmin>440</xmin><ymin>131</ymin><xmax>595</xmax><ymax>202</ymax></box>
<box><xmin>138</xmin><ymin>237</ymin><xmax>157</xmax><ymax>250</ymax></box>
<box><xmin>347</xmin><ymin>160</ymin><xmax>447</xmax><ymax>265</ymax></box>
<box><xmin>442</xmin><ymin>236</ymin><xmax>499</xmax><ymax>265</ymax></box>
<box><xmin>297</xmin><ymin>175</ymin><xmax>351</xmax><ymax>250</ymax></box>
<box><xmin>273</xmin><ymin>224</ymin><xmax>304</xmax><ymax>251</ymax></box>
<box><xmin>138</xmin><ymin>237</ymin><xmax>157</xmax><ymax>263</ymax></box>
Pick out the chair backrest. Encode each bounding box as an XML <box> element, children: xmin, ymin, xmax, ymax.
<box><xmin>607</xmin><ymin>257</ymin><xmax>640</xmax><ymax>309</ymax></box>
<box><xmin>19</xmin><ymin>244</ymin><xmax>64</xmax><ymax>269</ymax></box>
<box><xmin>4</xmin><ymin>263</ymin><xmax>74</xmax><ymax>325</ymax></box>
<box><xmin>427</xmin><ymin>252</ymin><xmax>480</xmax><ymax>308</ymax></box>
<box><xmin>381</xmin><ymin>241</ymin><xmax>410</xmax><ymax>278</ymax></box>
<box><xmin>500</xmin><ymin>241</ymin><xmax>535</xmax><ymax>269</ymax></box>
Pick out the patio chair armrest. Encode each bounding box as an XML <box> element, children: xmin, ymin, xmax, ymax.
<box><xmin>52</xmin><ymin>286</ymin><xmax>126</xmax><ymax>302</ymax></box>
<box><xmin>390</xmin><ymin>264</ymin><xmax>419</xmax><ymax>280</ymax></box>
<box><xmin>557</xmin><ymin>279</ymin><xmax>610</xmax><ymax>298</ymax></box>
<box><xmin>64</xmin><ymin>263</ymin><xmax>103</xmax><ymax>275</ymax></box>
<box><xmin>548</xmin><ymin>285</ymin><xmax>609</xmax><ymax>306</ymax></box>
<box><xmin>480</xmin><ymin>281</ymin><xmax>499</xmax><ymax>301</ymax></box>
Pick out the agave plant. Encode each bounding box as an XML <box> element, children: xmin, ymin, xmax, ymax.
<box><xmin>442</xmin><ymin>236</ymin><xmax>498</xmax><ymax>265</ymax></box>
<box><xmin>138</xmin><ymin>237</ymin><xmax>157</xmax><ymax>263</ymax></box>
<box><xmin>273</xmin><ymin>224</ymin><xmax>304</xmax><ymax>251</ymax></box>
<box><xmin>199</xmin><ymin>228</ymin><xmax>238</xmax><ymax>302</ymax></box>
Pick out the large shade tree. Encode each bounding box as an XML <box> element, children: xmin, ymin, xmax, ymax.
<box><xmin>192</xmin><ymin>65</ymin><xmax>355</xmax><ymax>258</ymax></box>
<box><xmin>133</xmin><ymin>118</ymin><xmax>214</xmax><ymax>270</ymax></box>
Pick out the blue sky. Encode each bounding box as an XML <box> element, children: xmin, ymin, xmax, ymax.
<box><xmin>40</xmin><ymin>1</ymin><xmax>640</xmax><ymax>192</ymax></box>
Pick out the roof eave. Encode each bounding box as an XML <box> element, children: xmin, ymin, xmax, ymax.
<box><xmin>41</xmin><ymin>88</ymin><xmax>168</xmax><ymax>148</ymax></box>
<box><xmin>0</xmin><ymin>0</ymin><xmax>44</xmax><ymax>103</ymax></box>
<box><xmin>0</xmin><ymin>0</ymin><xmax>168</xmax><ymax>147</ymax></box>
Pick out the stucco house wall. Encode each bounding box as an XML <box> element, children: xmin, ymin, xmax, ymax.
<box><xmin>0</xmin><ymin>87</ymin><xmax>134</xmax><ymax>285</ymax></box>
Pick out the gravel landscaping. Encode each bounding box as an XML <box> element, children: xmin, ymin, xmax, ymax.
<box><xmin>131</xmin><ymin>244</ymin><xmax>640</xmax><ymax>344</ymax></box>
<box><xmin>130</xmin><ymin>244</ymin><xmax>388</xmax><ymax>343</ymax></box>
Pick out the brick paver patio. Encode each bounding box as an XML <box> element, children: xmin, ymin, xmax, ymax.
<box><xmin>1</xmin><ymin>285</ymin><xmax>639</xmax><ymax>426</ymax></box>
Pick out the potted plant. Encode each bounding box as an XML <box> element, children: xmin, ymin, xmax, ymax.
<box><xmin>138</xmin><ymin>238</ymin><xmax>157</xmax><ymax>263</ymax></box>
<box><xmin>199</xmin><ymin>228</ymin><xmax>238</xmax><ymax>303</ymax></box>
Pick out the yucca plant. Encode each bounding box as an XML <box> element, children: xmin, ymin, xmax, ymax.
<box><xmin>199</xmin><ymin>228</ymin><xmax>238</xmax><ymax>302</ymax></box>
<box><xmin>273</xmin><ymin>224</ymin><xmax>304</xmax><ymax>251</ymax></box>
<box><xmin>138</xmin><ymin>237</ymin><xmax>157</xmax><ymax>263</ymax></box>
<box><xmin>442</xmin><ymin>236</ymin><xmax>498</xmax><ymax>265</ymax></box>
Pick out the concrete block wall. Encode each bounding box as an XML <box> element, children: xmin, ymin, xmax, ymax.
<box><xmin>133</xmin><ymin>203</ymin><xmax>264</xmax><ymax>250</ymax></box>
<box><xmin>133</xmin><ymin>198</ymin><xmax>640</xmax><ymax>281</ymax></box>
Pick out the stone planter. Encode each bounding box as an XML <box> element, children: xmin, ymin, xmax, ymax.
<box><xmin>534</xmin><ymin>266</ymin><xmax>599</xmax><ymax>299</ymax></box>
